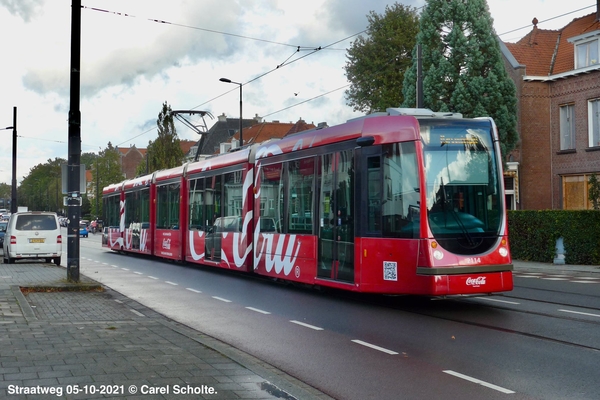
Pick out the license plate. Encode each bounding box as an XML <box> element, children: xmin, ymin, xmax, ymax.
<box><xmin>29</xmin><ymin>238</ymin><xmax>45</xmax><ymax>243</ymax></box>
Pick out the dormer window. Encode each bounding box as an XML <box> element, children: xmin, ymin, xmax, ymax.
<box><xmin>576</xmin><ymin>40</ymin><xmax>599</xmax><ymax>68</ymax></box>
<box><xmin>568</xmin><ymin>30</ymin><xmax>600</xmax><ymax>69</ymax></box>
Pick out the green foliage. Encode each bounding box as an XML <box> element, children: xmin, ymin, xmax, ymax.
<box><xmin>402</xmin><ymin>0</ymin><xmax>518</xmax><ymax>161</ymax></box>
<box><xmin>18</xmin><ymin>158</ymin><xmax>64</xmax><ymax>213</ymax></box>
<box><xmin>344</xmin><ymin>3</ymin><xmax>419</xmax><ymax>113</ymax></box>
<box><xmin>141</xmin><ymin>101</ymin><xmax>184</xmax><ymax>173</ymax></box>
<box><xmin>91</xmin><ymin>142</ymin><xmax>124</xmax><ymax>218</ymax></box>
<box><xmin>508</xmin><ymin>210</ymin><xmax>600</xmax><ymax>265</ymax></box>
<box><xmin>588</xmin><ymin>173</ymin><xmax>600</xmax><ymax>210</ymax></box>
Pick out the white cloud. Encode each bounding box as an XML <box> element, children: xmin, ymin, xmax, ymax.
<box><xmin>0</xmin><ymin>0</ymin><xmax>595</xmax><ymax>186</ymax></box>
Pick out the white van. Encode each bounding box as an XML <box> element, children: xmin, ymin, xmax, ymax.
<box><xmin>3</xmin><ymin>211</ymin><xmax>62</xmax><ymax>265</ymax></box>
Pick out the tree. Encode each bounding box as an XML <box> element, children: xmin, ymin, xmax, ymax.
<box><xmin>344</xmin><ymin>3</ymin><xmax>419</xmax><ymax>114</ymax></box>
<box><xmin>140</xmin><ymin>101</ymin><xmax>184</xmax><ymax>173</ymax></box>
<box><xmin>589</xmin><ymin>174</ymin><xmax>600</xmax><ymax>210</ymax></box>
<box><xmin>19</xmin><ymin>158</ymin><xmax>64</xmax><ymax>213</ymax></box>
<box><xmin>402</xmin><ymin>0</ymin><xmax>519</xmax><ymax>160</ymax></box>
<box><xmin>91</xmin><ymin>142</ymin><xmax>125</xmax><ymax>218</ymax></box>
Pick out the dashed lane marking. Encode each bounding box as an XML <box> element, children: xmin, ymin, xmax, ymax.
<box><xmin>246</xmin><ymin>307</ymin><xmax>271</xmax><ymax>314</ymax></box>
<box><xmin>351</xmin><ymin>339</ymin><xmax>398</xmax><ymax>355</ymax></box>
<box><xmin>443</xmin><ymin>370</ymin><xmax>515</xmax><ymax>394</ymax></box>
<box><xmin>147</xmin><ymin>276</ymin><xmax>158</xmax><ymax>280</ymax></box>
<box><xmin>290</xmin><ymin>320</ymin><xmax>323</xmax><ymax>330</ymax></box>
<box><xmin>558</xmin><ymin>309</ymin><xmax>600</xmax><ymax>318</ymax></box>
<box><xmin>475</xmin><ymin>297</ymin><xmax>520</xmax><ymax>305</ymax></box>
<box><xmin>212</xmin><ymin>296</ymin><xmax>232</xmax><ymax>303</ymax></box>
<box><xmin>186</xmin><ymin>288</ymin><xmax>201</xmax><ymax>293</ymax></box>
<box><xmin>165</xmin><ymin>281</ymin><xmax>178</xmax><ymax>286</ymax></box>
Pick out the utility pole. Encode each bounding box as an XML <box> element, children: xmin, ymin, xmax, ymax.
<box><xmin>67</xmin><ymin>0</ymin><xmax>82</xmax><ymax>282</ymax></box>
<box><xmin>10</xmin><ymin>106</ymin><xmax>17</xmax><ymax>214</ymax></box>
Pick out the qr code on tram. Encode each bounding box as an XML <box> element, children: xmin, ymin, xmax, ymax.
<box><xmin>383</xmin><ymin>261</ymin><xmax>398</xmax><ymax>281</ymax></box>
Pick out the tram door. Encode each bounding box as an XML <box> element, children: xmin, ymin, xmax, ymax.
<box><xmin>317</xmin><ymin>150</ymin><xmax>354</xmax><ymax>282</ymax></box>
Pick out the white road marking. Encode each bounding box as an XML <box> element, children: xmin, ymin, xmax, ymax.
<box><xmin>130</xmin><ymin>309</ymin><xmax>145</xmax><ymax>317</ymax></box>
<box><xmin>443</xmin><ymin>370</ymin><xmax>515</xmax><ymax>394</ymax></box>
<box><xmin>133</xmin><ymin>271</ymin><xmax>143</xmax><ymax>275</ymax></box>
<box><xmin>111</xmin><ymin>265</ymin><xmax>119</xmax><ymax>268</ymax></box>
<box><xmin>351</xmin><ymin>340</ymin><xmax>398</xmax><ymax>355</ymax></box>
<box><xmin>571</xmin><ymin>280</ymin><xmax>598</xmax><ymax>284</ymax></box>
<box><xmin>121</xmin><ymin>268</ymin><xmax>130</xmax><ymax>271</ymax></box>
<box><xmin>475</xmin><ymin>297</ymin><xmax>520</xmax><ymax>305</ymax></box>
<box><xmin>290</xmin><ymin>320</ymin><xmax>323</xmax><ymax>330</ymax></box>
<box><xmin>186</xmin><ymin>288</ymin><xmax>201</xmax><ymax>293</ymax></box>
<box><xmin>559</xmin><ymin>309</ymin><xmax>600</xmax><ymax>318</ymax></box>
<box><xmin>165</xmin><ymin>281</ymin><xmax>178</xmax><ymax>286</ymax></box>
<box><xmin>246</xmin><ymin>307</ymin><xmax>271</xmax><ymax>314</ymax></box>
<box><xmin>514</xmin><ymin>275</ymin><xmax>539</xmax><ymax>279</ymax></box>
<box><xmin>541</xmin><ymin>277</ymin><xmax>568</xmax><ymax>281</ymax></box>
<box><xmin>212</xmin><ymin>296</ymin><xmax>232</xmax><ymax>303</ymax></box>
<box><xmin>147</xmin><ymin>276</ymin><xmax>159</xmax><ymax>280</ymax></box>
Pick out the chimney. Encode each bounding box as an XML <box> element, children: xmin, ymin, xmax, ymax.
<box><xmin>218</xmin><ymin>113</ymin><xmax>227</xmax><ymax>122</ymax></box>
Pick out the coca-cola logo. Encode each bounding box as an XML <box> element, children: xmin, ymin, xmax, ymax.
<box><xmin>466</xmin><ymin>276</ymin><xmax>486</xmax><ymax>287</ymax></box>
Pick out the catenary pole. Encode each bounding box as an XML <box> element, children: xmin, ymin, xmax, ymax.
<box><xmin>67</xmin><ymin>0</ymin><xmax>81</xmax><ymax>282</ymax></box>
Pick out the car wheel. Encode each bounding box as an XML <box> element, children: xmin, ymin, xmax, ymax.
<box><xmin>54</xmin><ymin>257</ymin><xmax>61</xmax><ymax>266</ymax></box>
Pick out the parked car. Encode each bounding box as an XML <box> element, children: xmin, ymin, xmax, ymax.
<box><xmin>3</xmin><ymin>211</ymin><xmax>62</xmax><ymax>265</ymax></box>
<box><xmin>79</xmin><ymin>222</ymin><xmax>88</xmax><ymax>238</ymax></box>
<box><xmin>0</xmin><ymin>220</ymin><xmax>7</xmax><ymax>248</ymax></box>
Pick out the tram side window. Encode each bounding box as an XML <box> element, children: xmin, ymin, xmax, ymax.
<box><xmin>260</xmin><ymin>163</ymin><xmax>283</xmax><ymax>233</ymax></box>
<box><xmin>139</xmin><ymin>188</ymin><xmax>150</xmax><ymax>229</ymax></box>
<box><xmin>156</xmin><ymin>183</ymin><xmax>180</xmax><ymax>229</ymax></box>
<box><xmin>224</xmin><ymin>172</ymin><xmax>243</xmax><ymax>230</ymax></box>
<box><xmin>189</xmin><ymin>178</ymin><xmax>205</xmax><ymax>230</ymax></box>
<box><xmin>288</xmin><ymin>158</ymin><xmax>314</xmax><ymax>234</ymax></box>
<box><xmin>103</xmin><ymin>195</ymin><xmax>120</xmax><ymax>228</ymax></box>
<box><xmin>205</xmin><ymin>175</ymin><xmax>222</xmax><ymax>227</ymax></box>
<box><xmin>125</xmin><ymin>191</ymin><xmax>140</xmax><ymax>228</ymax></box>
<box><xmin>367</xmin><ymin>156</ymin><xmax>382</xmax><ymax>233</ymax></box>
<box><xmin>382</xmin><ymin>142</ymin><xmax>420</xmax><ymax>238</ymax></box>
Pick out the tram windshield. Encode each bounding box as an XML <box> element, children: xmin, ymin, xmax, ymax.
<box><xmin>420</xmin><ymin>119</ymin><xmax>503</xmax><ymax>255</ymax></box>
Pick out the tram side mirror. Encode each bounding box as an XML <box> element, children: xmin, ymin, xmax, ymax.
<box><xmin>356</xmin><ymin>136</ymin><xmax>375</xmax><ymax>147</ymax></box>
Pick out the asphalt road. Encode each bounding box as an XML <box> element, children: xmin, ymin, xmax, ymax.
<box><xmin>73</xmin><ymin>233</ymin><xmax>600</xmax><ymax>400</ymax></box>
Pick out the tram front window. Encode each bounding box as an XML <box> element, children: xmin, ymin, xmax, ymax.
<box><xmin>421</xmin><ymin>119</ymin><xmax>503</xmax><ymax>255</ymax></box>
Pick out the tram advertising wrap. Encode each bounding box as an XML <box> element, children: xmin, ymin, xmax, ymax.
<box><xmin>102</xmin><ymin>108</ymin><xmax>513</xmax><ymax>296</ymax></box>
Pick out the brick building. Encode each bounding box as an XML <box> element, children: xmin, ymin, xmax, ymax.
<box><xmin>502</xmin><ymin>8</ymin><xmax>600</xmax><ymax>210</ymax></box>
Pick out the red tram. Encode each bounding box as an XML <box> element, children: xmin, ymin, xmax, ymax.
<box><xmin>102</xmin><ymin>108</ymin><xmax>513</xmax><ymax>295</ymax></box>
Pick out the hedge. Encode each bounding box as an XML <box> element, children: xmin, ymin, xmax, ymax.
<box><xmin>507</xmin><ymin>210</ymin><xmax>600</xmax><ymax>265</ymax></box>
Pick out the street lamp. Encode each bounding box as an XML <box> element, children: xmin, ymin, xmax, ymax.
<box><xmin>1</xmin><ymin>106</ymin><xmax>17</xmax><ymax>214</ymax></box>
<box><xmin>219</xmin><ymin>78</ymin><xmax>243</xmax><ymax>148</ymax></box>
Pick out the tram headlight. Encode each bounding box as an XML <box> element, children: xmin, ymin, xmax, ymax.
<box><xmin>499</xmin><ymin>247</ymin><xmax>508</xmax><ymax>257</ymax></box>
<box><xmin>433</xmin><ymin>250</ymin><xmax>444</xmax><ymax>260</ymax></box>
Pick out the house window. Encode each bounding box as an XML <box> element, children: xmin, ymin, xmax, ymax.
<box><xmin>504</xmin><ymin>176</ymin><xmax>516</xmax><ymax>210</ymax></box>
<box><xmin>559</xmin><ymin>104</ymin><xmax>576</xmax><ymax>150</ymax></box>
<box><xmin>588</xmin><ymin>98</ymin><xmax>600</xmax><ymax>148</ymax></box>
<box><xmin>576</xmin><ymin>39</ymin><xmax>599</xmax><ymax>68</ymax></box>
<box><xmin>562</xmin><ymin>174</ymin><xmax>597</xmax><ymax>210</ymax></box>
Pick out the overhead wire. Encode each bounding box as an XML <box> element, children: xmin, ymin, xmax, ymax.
<box><xmin>86</xmin><ymin>3</ymin><xmax>595</xmax><ymax>146</ymax></box>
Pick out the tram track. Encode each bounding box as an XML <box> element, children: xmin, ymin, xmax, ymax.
<box><xmin>325</xmin><ymin>288</ymin><xmax>600</xmax><ymax>353</ymax></box>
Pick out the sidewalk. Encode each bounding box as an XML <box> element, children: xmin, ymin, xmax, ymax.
<box><xmin>513</xmin><ymin>259</ymin><xmax>600</xmax><ymax>275</ymax></box>
<box><xmin>0</xmin><ymin>262</ymin><xmax>333</xmax><ymax>400</ymax></box>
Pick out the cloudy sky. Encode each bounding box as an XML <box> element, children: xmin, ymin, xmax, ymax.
<box><xmin>0</xmin><ymin>0</ymin><xmax>596</xmax><ymax>185</ymax></box>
